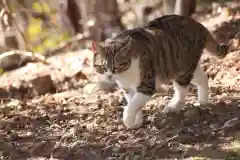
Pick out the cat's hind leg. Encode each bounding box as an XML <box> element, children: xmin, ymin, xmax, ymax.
<box><xmin>162</xmin><ymin>81</ymin><xmax>189</xmax><ymax>114</ymax></box>
<box><xmin>191</xmin><ymin>64</ymin><xmax>209</xmax><ymax>104</ymax></box>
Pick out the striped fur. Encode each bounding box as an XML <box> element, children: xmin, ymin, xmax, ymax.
<box><xmin>94</xmin><ymin>15</ymin><xmax>228</xmax><ymax>85</ymax></box>
<box><xmin>92</xmin><ymin>15</ymin><xmax>229</xmax><ymax>128</ymax></box>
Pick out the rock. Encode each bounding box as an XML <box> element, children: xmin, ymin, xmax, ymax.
<box><xmin>0</xmin><ymin>50</ymin><xmax>45</xmax><ymax>71</ymax></box>
<box><xmin>44</xmin><ymin>90</ymin><xmax>80</xmax><ymax>104</ymax></box>
<box><xmin>83</xmin><ymin>80</ymin><xmax>116</xmax><ymax>94</ymax></box>
<box><xmin>95</xmin><ymin>80</ymin><xmax>116</xmax><ymax>92</ymax></box>
<box><xmin>83</xmin><ymin>83</ymin><xmax>98</xmax><ymax>94</ymax></box>
<box><xmin>118</xmin><ymin>135</ymin><xmax>127</xmax><ymax>141</ymax></box>
<box><xmin>0</xmin><ymin>88</ymin><xmax>10</xmax><ymax>99</ymax></box>
<box><xmin>30</xmin><ymin>74</ymin><xmax>56</xmax><ymax>96</ymax></box>
<box><xmin>0</xmin><ymin>51</ymin><xmax>27</xmax><ymax>71</ymax></box>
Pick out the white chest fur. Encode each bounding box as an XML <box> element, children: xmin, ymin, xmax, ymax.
<box><xmin>114</xmin><ymin>58</ymin><xmax>141</xmax><ymax>90</ymax></box>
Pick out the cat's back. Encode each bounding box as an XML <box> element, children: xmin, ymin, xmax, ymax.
<box><xmin>145</xmin><ymin>15</ymin><xmax>206</xmax><ymax>35</ymax></box>
<box><xmin>114</xmin><ymin>27</ymin><xmax>151</xmax><ymax>44</ymax></box>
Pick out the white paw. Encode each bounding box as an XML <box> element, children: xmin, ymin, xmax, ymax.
<box><xmin>134</xmin><ymin>110</ymin><xmax>143</xmax><ymax>128</ymax></box>
<box><xmin>162</xmin><ymin>101</ymin><xmax>182</xmax><ymax>114</ymax></box>
<box><xmin>197</xmin><ymin>93</ymin><xmax>209</xmax><ymax>105</ymax></box>
<box><xmin>123</xmin><ymin>108</ymin><xmax>143</xmax><ymax>128</ymax></box>
<box><xmin>195</xmin><ymin>100</ymin><xmax>210</xmax><ymax>107</ymax></box>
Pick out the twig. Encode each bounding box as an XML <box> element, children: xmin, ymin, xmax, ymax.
<box><xmin>0</xmin><ymin>97</ymin><xmax>10</xmax><ymax>101</ymax></box>
<box><xmin>2</xmin><ymin>0</ymin><xmax>34</xmax><ymax>52</ymax></box>
<box><xmin>217</xmin><ymin>95</ymin><xmax>240</xmax><ymax>101</ymax></box>
<box><xmin>0</xmin><ymin>44</ymin><xmax>16</xmax><ymax>51</ymax></box>
<box><xmin>158</xmin><ymin>134</ymin><xmax>179</xmax><ymax>148</ymax></box>
<box><xmin>43</xmin><ymin>33</ymin><xmax>91</xmax><ymax>57</ymax></box>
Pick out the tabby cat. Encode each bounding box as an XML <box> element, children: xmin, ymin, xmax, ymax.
<box><xmin>91</xmin><ymin>15</ymin><xmax>229</xmax><ymax>129</ymax></box>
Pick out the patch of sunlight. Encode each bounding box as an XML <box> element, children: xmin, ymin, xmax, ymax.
<box><xmin>185</xmin><ymin>157</ymin><xmax>208</xmax><ymax>160</ymax></box>
<box><xmin>221</xmin><ymin>132</ymin><xmax>240</xmax><ymax>154</ymax></box>
<box><xmin>43</xmin><ymin>37</ymin><xmax>59</xmax><ymax>48</ymax></box>
<box><xmin>60</xmin><ymin>32</ymin><xmax>71</xmax><ymax>41</ymax></box>
<box><xmin>0</xmin><ymin>68</ymin><xmax>4</xmax><ymax>74</ymax></box>
<box><xmin>27</xmin><ymin>18</ymin><xmax>42</xmax><ymax>40</ymax></box>
<box><xmin>32</xmin><ymin>2</ymin><xmax>51</xmax><ymax>13</ymax></box>
<box><xmin>86</xmin><ymin>19</ymin><xmax>95</xmax><ymax>27</ymax></box>
<box><xmin>221</xmin><ymin>140</ymin><xmax>240</xmax><ymax>152</ymax></box>
<box><xmin>122</xmin><ymin>12</ymin><xmax>136</xmax><ymax>26</ymax></box>
<box><xmin>34</xmin><ymin>45</ymin><xmax>45</xmax><ymax>53</ymax></box>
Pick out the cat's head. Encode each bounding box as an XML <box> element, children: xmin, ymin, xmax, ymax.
<box><xmin>91</xmin><ymin>36</ymin><xmax>133</xmax><ymax>79</ymax></box>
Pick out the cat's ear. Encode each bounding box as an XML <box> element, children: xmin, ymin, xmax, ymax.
<box><xmin>92</xmin><ymin>41</ymin><xmax>105</xmax><ymax>66</ymax></box>
<box><xmin>118</xmin><ymin>36</ymin><xmax>133</xmax><ymax>53</ymax></box>
<box><xmin>105</xmin><ymin>38</ymin><xmax>112</xmax><ymax>44</ymax></box>
<box><xmin>91</xmin><ymin>41</ymin><xmax>105</xmax><ymax>56</ymax></box>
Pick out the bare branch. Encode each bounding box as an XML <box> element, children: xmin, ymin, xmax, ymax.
<box><xmin>1</xmin><ymin>0</ymin><xmax>34</xmax><ymax>52</ymax></box>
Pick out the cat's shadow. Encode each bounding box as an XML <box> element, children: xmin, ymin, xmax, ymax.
<box><xmin>147</xmin><ymin>100</ymin><xmax>240</xmax><ymax>158</ymax></box>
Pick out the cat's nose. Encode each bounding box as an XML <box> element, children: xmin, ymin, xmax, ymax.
<box><xmin>108</xmin><ymin>74</ymin><xmax>112</xmax><ymax>79</ymax></box>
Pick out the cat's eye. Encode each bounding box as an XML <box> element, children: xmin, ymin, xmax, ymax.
<box><xmin>94</xmin><ymin>55</ymin><xmax>105</xmax><ymax>66</ymax></box>
<box><xmin>105</xmin><ymin>55</ymin><xmax>114</xmax><ymax>72</ymax></box>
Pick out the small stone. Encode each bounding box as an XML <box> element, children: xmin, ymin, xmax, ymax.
<box><xmin>184</xmin><ymin>107</ymin><xmax>201</xmax><ymax>121</ymax></box>
<box><xmin>69</xmin><ymin>119</ymin><xmax>78</xmax><ymax>125</ymax></box>
<box><xmin>133</xmin><ymin>155</ymin><xmax>142</xmax><ymax>160</ymax></box>
<box><xmin>95</xmin><ymin>118</ymin><xmax>102</xmax><ymax>125</ymax></box>
<box><xmin>112</xmin><ymin>143</ymin><xmax>121</xmax><ymax>152</ymax></box>
<box><xmin>83</xmin><ymin>79</ymin><xmax>115</xmax><ymax>94</ymax></box>
<box><xmin>96</xmin><ymin>80</ymin><xmax>116</xmax><ymax>92</ymax></box>
<box><xmin>210</xmin><ymin>123</ymin><xmax>218</xmax><ymax>129</ymax></box>
<box><xmin>118</xmin><ymin>125</ymin><xmax>124</xmax><ymax>131</ymax></box>
<box><xmin>118</xmin><ymin>135</ymin><xmax>127</xmax><ymax>141</ymax></box>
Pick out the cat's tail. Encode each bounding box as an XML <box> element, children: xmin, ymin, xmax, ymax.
<box><xmin>205</xmin><ymin>31</ymin><xmax>229</xmax><ymax>59</ymax></box>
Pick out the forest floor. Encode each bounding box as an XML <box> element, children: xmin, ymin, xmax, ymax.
<box><xmin>0</xmin><ymin>1</ymin><xmax>240</xmax><ymax>160</ymax></box>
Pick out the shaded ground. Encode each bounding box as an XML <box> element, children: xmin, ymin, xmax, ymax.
<box><xmin>0</xmin><ymin>1</ymin><xmax>240</xmax><ymax>160</ymax></box>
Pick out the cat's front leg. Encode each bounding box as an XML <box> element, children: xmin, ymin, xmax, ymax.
<box><xmin>121</xmin><ymin>88</ymin><xmax>134</xmax><ymax>104</ymax></box>
<box><xmin>117</xmin><ymin>82</ymin><xmax>144</xmax><ymax>128</ymax></box>
<box><xmin>116</xmin><ymin>80</ymin><xmax>134</xmax><ymax>104</ymax></box>
<box><xmin>123</xmin><ymin>92</ymin><xmax>150</xmax><ymax>128</ymax></box>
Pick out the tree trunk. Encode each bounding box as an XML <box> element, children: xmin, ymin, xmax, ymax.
<box><xmin>94</xmin><ymin>0</ymin><xmax>125</xmax><ymax>40</ymax></box>
<box><xmin>174</xmin><ymin>0</ymin><xmax>196</xmax><ymax>16</ymax></box>
<box><xmin>57</xmin><ymin>0</ymin><xmax>83</xmax><ymax>37</ymax></box>
<box><xmin>162</xmin><ymin>0</ymin><xmax>176</xmax><ymax>15</ymax></box>
<box><xmin>162</xmin><ymin>0</ymin><xmax>196</xmax><ymax>16</ymax></box>
<box><xmin>79</xmin><ymin>0</ymin><xmax>125</xmax><ymax>41</ymax></box>
<box><xmin>66</xmin><ymin>0</ymin><xmax>83</xmax><ymax>34</ymax></box>
<box><xmin>0</xmin><ymin>2</ymin><xmax>19</xmax><ymax>50</ymax></box>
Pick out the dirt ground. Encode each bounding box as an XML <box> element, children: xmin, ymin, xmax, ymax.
<box><xmin>0</xmin><ymin>2</ymin><xmax>240</xmax><ymax>160</ymax></box>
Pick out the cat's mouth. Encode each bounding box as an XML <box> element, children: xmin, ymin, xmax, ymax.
<box><xmin>105</xmin><ymin>72</ymin><xmax>118</xmax><ymax>81</ymax></box>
